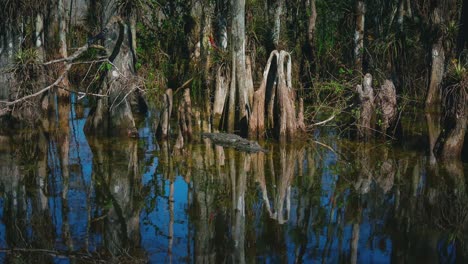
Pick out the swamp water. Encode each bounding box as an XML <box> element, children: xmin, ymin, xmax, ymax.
<box><xmin>0</xmin><ymin>98</ymin><xmax>467</xmax><ymax>263</ymax></box>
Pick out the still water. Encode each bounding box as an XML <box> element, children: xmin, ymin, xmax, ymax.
<box><xmin>0</xmin><ymin>98</ymin><xmax>467</xmax><ymax>263</ymax></box>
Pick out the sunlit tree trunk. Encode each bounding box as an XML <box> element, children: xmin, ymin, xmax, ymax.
<box><xmin>227</xmin><ymin>0</ymin><xmax>250</xmax><ymax>134</ymax></box>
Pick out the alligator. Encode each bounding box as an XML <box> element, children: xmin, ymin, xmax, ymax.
<box><xmin>201</xmin><ymin>133</ymin><xmax>268</xmax><ymax>153</ymax></box>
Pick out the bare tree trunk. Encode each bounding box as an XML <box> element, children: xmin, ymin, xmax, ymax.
<box><xmin>226</xmin><ymin>0</ymin><xmax>249</xmax><ymax>134</ymax></box>
<box><xmin>85</xmin><ymin>6</ymin><xmax>143</xmax><ymax>137</ymax></box>
<box><xmin>249</xmin><ymin>50</ymin><xmax>303</xmax><ymax>140</ymax></box>
<box><xmin>232</xmin><ymin>0</ymin><xmax>248</xmax><ymax>133</ymax></box>
<box><xmin>277</xmin><ymin>51</ymin><xmax>298</xmax><ymax>140</ymax></box>
<box><xmin>228</xmin><ymin>59</ymin><xmax>237</xmax><ymax>132</ymax></box>
<box><xmin>246</xmin><ymin>56</ymin><xmax>254</xmax><ymax>111</ymax></box>
<box><xmin>434</xmin><ymin>84</ymin><xmax>467</xmax><ymax>160</ymax></box>
<box><xmin>180</xmin><ymin>88</ymin><xmax>193</xmax><ymax>139</ymax></box>
<box><xmin>156</xmin><ymin>89</ymin><xmax>173</xmax><ymax>139</ymax></box>
<box><xmin>45</xmin><ymin>0</ymin><xmax>70</xmax><ymax>101</ymax></box>
<box><xmin>356</xmin><ymin>73</ymin><xmax>375</xmax><ymax>139</ymax></box>
<box><xmin>354</xmin><ymin>1</ymin><xmax>365</xmax><ymax>73</ymax></box>
<box><xmin>307</xmin><ymin>0</ymin><xmax>317</xmax><ymax>50</ymax></box>
<box><xmin>213</xmin><ymin>65</ymin><xmax>230</xmax><ymax>131</ymax></box>
<box><xmin>425</xmin><ymin>37</ymin><xmax>445</xmax><ymax>108</ymax></box>
<box><xmin>201</xmin><ymin>2</ymin><xmax>214</xmax><ymax>87</ymax></box>
<box><xmin>249</xmin><ymin>51</ymin><xmax>279</xmax><ymax>138</ymax></box>
<box><xmin>272</xmin><ymin>0</ymin><xmax>284</xmax><ymax>48</ymax></box>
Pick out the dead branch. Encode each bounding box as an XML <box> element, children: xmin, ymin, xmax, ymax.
<box><xmin>310</xmin><ymin>114</ymin><xmax>336</xmax><ymax>127</ymax></box>
<box><xmin>173</xmin><ymin>77</ymin><xmax>194</xmax><ymax>95</ymax></box>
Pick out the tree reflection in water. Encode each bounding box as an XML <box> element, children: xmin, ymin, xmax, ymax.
<box><xmin>0</xmin><ymin>102</ymin><xmax>467</xmax><ymax>263</ymax></box>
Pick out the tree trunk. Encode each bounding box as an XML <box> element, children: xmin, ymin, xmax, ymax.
<box><xmin>456</xmin><ymin>0</ymin><xmax>468</xmax><ymax>55</ymax></box>
<box><xmin>307</xmin><ymin>0</ymin><xmax>317</xmax><ymax>51</ymax></box>
<box><xmin>276</xmin><ymin>51</ymin><xmax>299</xmax><ymax>140</ymax></box>
<box><xmin>200</xmin><ymin>2</ymin><xmax>214</xmax><ymax>87</ymax></box>
<box><xmin>272</xmin><ymin>0</ymin><xmax>284</xmax><ymax>48</ymax></box>
<box><xmin>227</xmin><ymin>0</ymin><xmax>249</xmax><ymax>134</ymax></box>
<box><xmin>425</xmin><ymin>112</ymin><xmax>440</xmax><ymax>164</ymax></box>
<box><xmin>249</xmin><ymin>50</ymin><xmax>303</xmax><ymax>140</ymax></box>
<box><xmin>249</xmin><ymin>51</ymin><xmax>279</xmax><ymax>139</ymax></box>
<box><xmin>156</xmin><ymin>89</ymin><xmax>173</xmax><ymax>139</ymax></box>
<box><xmin>180</xmin><ymin>88</ymin><xmax>193</xmax><ymax>139</ymax></box>
<box><xmin>354</xmin><ymin>0</ymin><xmax>366</xmax><ymax>73</ymax></box>
<box><xmin>213</xmin><ymin>65</ymin><xmax>230</xmax><ymax>131</ymax></box>
<box><xmin>45</xmin><ymin>0</ymin><xmax>70</xmax><ymax>101</ymax></box>
<box><xmin>377</xmin><ymin>80</ymin><xmax>397</xmax><ymax>135</ymax></box>
<box><xmin>425</xmin><ymin>37</ymin><xmax>445</xmax><ymax>108</ymax></box>
<box><xmin>356</xmin><ymin>73</ymin><xmax>375</xmax><ymax>139</ymax></box>
<box><xmin>85</xmin><ymin>5</ymin><xmax>143</xmax><ymax>137</ymax></box>
<box><xmin>434</xmin><ymin>80</ymin><xmax>467</xmax><ymax>160</ymax></box>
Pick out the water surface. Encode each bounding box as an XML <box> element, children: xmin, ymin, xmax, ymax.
<box><xmin>0</xmin><ymin>99</ymin><xmax>467</xmax><ymax>263</ymax></box>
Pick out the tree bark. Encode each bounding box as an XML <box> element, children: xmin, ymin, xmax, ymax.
<box><xmin>456</xmin><ymin>0</ymin><xmax>468</xmax><ymax>55</ymax></box>
<box><xmin>234</xmin><ymin>0</ymin><xmax>248</xmax><ymax>133</ymax></box>
<box><xmin>213</xmin><ymin>65</ymin><xmax>230</xmax><ymax>131</ymax></box>
<box><xmin>377</xmin><ymin>80</ymin><xmax>397</xmax><ymax>135</ymax></box>
<box><xmin>248</xmin><ymin>51</ymin><xmax>279</xmax><ymax>139</ymax></box>
<box><xmin>45</xmin><ymin>0</ymin><xmax>70</xmax><ymax>101</ymax></box>
<box><xmin>276</xmin><ymin>51</ymin><xmax>298</xmax><ymax>140</ymax></box>
<box><xmin>356</xmin><ymin>73</ymin><xmax>375</xmax><ymax>139</ymax></box>
<box><xmin>85</xmin><ymin>7</ymin><xmax>143</xmax><ymax>137</ymax></box>
<box><xmin>434</xmin><ymin>80</ymin><xmax>467</xmax><ymax>160</ymax></box>
<box><xmin>425</xmin><ymin>37</ymin><xmax>445</xmax><ymax>108</ymax></box>
<box><xmin>354</xmin><ymin>1</ymin><xmax>366</xmax><ymax>73</ymax></box>
<box><xmin>272</xmin><ymin>0</ymin><xmax>284</xmax><ymax>48</ymax></box>
<box><xmin>156</xmin><ymin>89</ymin><xmax>173</xmax><ymax>139</ymax></box>
<box><xmin>227</xmin><ymin>0</ymin><xmax>249</xmax><ymax>134</ymax></box>
<box><xmin>307</xmin><ymin>0</ymin><xmax>317</xmax><ymax>50</ymax></box>
<box><xmin>200</xmin><ymin>2</ymin><xmax>214</xmax><ymax>87</ymax></box>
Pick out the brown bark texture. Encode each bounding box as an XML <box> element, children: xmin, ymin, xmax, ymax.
<box><xmin>248</xmin><ymin>50</ymin><xmax>304</xmax><ymax>140</ymax></box>
<box><xmin>376</xmin><ymin>79</ymin><xmax>397</xmax><ymax>135</ymax></box>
